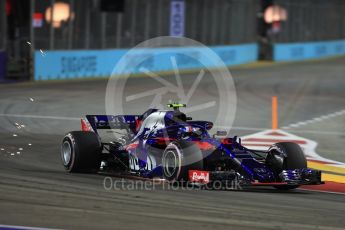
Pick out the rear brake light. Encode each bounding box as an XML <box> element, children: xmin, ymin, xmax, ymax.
<box><xmin>81</xmin><ymin>118</ymin><xmax>92</xmax><ymax>132</ymax></box>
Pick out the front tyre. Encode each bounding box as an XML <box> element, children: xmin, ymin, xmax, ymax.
<box><xmin>162</xmin><ymin>140</ymin><xmax>204</xmax><ymax>182</ymax></box>
<box><xmin>268</xmin><ymin>142</ymin><xmax>307</xmax><ymax>190</ymax></box>
<box><xmin>61</xmin><ymin>131</ymin><xmax>102</xmax><ymax>173</ymax></box>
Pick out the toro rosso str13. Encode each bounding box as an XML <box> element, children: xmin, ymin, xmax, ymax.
<box><xmin>61</xmin><ymin>103</ymin><xmax>323</xmax><ymax>190</ymax></box>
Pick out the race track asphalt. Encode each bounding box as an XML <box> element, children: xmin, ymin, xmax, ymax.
<box><xmin>0</xmin><ymin>58</ymin><xmax>345</xmax><ymax>229</ymax></box>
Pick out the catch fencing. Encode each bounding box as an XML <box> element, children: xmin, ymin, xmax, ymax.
<box><xmin>32</xmin><ymin>0</ymin><xmax>258</xmax><ymax>50</ymax></box>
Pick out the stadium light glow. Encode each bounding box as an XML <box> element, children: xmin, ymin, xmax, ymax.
<box><xmin>45</xmin><ymin>2</ymin><xmax>71</xmax><ymax>28</ymax></box>
<box><xmin>264</xmin><ymin>5</ymin><xmax>287</xmax><ymax>24</ymax></box>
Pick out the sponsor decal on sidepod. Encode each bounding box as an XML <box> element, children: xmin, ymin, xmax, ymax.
<box><xmin>189</xmin><ymin>170</ymin><xmax>210</xmax><ymax>183</ymax></box>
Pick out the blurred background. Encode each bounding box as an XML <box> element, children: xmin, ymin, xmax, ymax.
<box><xmin>1</xmin><ymin>0</ymin><xmax>345</xmax><ymax>81</ymax></box>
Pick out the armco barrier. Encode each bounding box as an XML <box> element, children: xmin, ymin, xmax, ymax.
<box><xmin>0</xmin><ymin>50</ymin><xmax>6</xmax><ymax>81</ymax></box>
<box><xmin>273</xmin><ymin>39</ymin><xmax>345</xmax><ymax>62</ymax></box>
<box><xmin>34</xmin><ymin>43</ymin><xmax>258</xmax><ymax>80</ymax></box>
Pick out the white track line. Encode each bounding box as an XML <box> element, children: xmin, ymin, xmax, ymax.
<box><xmin>282</xmin><ymin>109</ymin><xmax>345</xmax><ymax>129</ymax></box>
<box><xmin>214</xmin><ymin>126</ymin><xmax>267</xmax><ymax>131</ymax></box>
<box><xmin>285</xmin><ymin>129</ymin><xmax>345</xmax><ymax>136</ymax></box>
<box><xmin>0</xmin><ymin>113</ymin><xmax>80</xmax><ymax>121</ymax></box>
<box><xmin>0</xmin><ymin>224</ymin><xmax>58</xmax><ymax>230</ymax></box>
<box><xmin>0</xmin><ymin>113</ymin><xmax>344</xmax><ymax>136</ymax></box>
<box><xmin>217</xmin><ymin>126</ymin><xmax>345</xmax><ymax>135</ymax></box>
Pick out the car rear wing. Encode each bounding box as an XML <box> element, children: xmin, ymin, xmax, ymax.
<box><xmin>82</xmin><ymin>115</ymin><xmax>139</xmax><ymax>133</ymax></box>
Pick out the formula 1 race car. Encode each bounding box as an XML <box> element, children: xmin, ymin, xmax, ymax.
<box><xmin>61</xmin><ymin>103</ymin><xmax>323</xmax><ymax>190</ymax></box>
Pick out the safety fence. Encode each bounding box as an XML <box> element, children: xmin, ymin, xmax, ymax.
<box><xmin>274</xmin><ymin>0</ymin><xmax>345</xmax><ymax>43</ymax></box>
<box><xmin>32</xmin><ymin>0</ymin><xmax>258</xmax><ymax>50</ymax></box>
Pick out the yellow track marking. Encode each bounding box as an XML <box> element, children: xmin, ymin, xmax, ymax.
<box><xmin>321</xmin><ymin>173</ymin><xmax>345</xmax><ymax>184</ymax></box>
<box><xmin>307</xmin><ymin>161</ymin><xmax>345</xmax><ymax>175</ymax></box>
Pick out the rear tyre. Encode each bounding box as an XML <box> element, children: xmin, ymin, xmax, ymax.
<box><xmin>268</xmin><ymin>142</ymin><xmax>307</xmax><ymax>190</ymax></box>
<box><xmin>61</xmin><ymin>131</ymin><xmax>102</xmax><ymax>173</ymax></box>
<box><xmin>162</xmin><ymin>140</ymin><xmax>203</xmax><ymax>182</ymax></box>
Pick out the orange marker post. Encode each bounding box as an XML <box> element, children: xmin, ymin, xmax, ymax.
<box><xmin>272</xmin><ymin>96</ymin><xmax>278</xmax><ymax>130</ymax></box>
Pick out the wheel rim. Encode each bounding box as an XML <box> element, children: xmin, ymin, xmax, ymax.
<box><xmin>62</xmin><ymin>141</ymin><xmax>72</xmax><ymax>166</ymax></box>
<box><xmin>164</xmin><ymin>150</ymin><xmax>178</xmax><ymax>177</ymax></box>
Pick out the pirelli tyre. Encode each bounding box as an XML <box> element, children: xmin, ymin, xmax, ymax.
<box><xmin>268</xmin><ymin>142</ymin><xmax>307</xmax><ymax>190</ymax></box>
<box><xmin>162</xmin><ymin>140</ymin><xmax>204</xmax><ymax>182</ymax></box>
<box><xmin>61</xmin><ymin>131</ymin><xmax>102</xmax><ymax>173</ymax></box>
